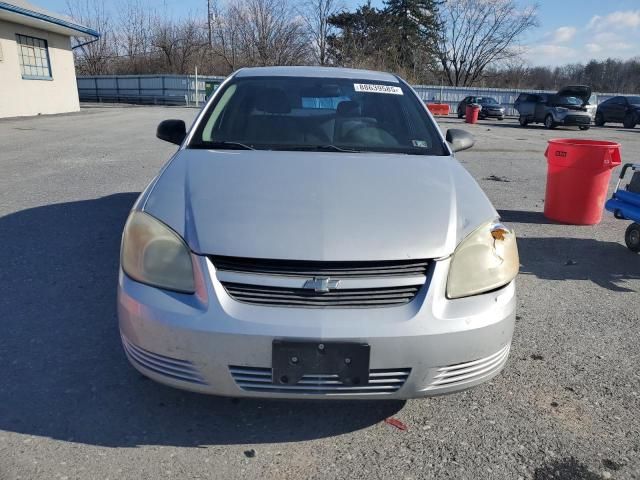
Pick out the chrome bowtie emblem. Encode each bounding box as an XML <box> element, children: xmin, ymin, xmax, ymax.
<box><xmin>303</xmin><ymin>276</ymin><xmax>340</xmax><ymax>293</ymax></box>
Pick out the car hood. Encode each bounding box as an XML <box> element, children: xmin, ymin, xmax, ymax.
<box><xmin>142</xmin><ymin>149</ymin><xmax>497</xmax><ymax>260</ymax></box>
<box><xmin>557</xmin><ymin>85</ymin><xmax>591</xmax><ymax>104</ymax></box>
<box><xmin>548</xmin><ymin>98</ymin><xmax>590</xmax><ymax>111</ymax></box>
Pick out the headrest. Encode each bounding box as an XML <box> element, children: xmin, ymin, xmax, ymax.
<box><xmin>361</xmin><ymin>98</ymin><xmax>382</xmax><ymax>118</ymax></box>
<box><xmin>336</xmin><ymin>100</ymin><xmax>361</xmax><ymax>117</ymax></box>
<box><xmin>255</xmin><ymin>88</ymin><xmax>291</xmax><ymax>114</ymax></box>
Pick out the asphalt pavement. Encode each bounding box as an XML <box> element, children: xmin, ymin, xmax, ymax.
<box><xmin>0</xmin><ymin>106</ymin><xmax>638</xmax><ymax>480</ymax></box>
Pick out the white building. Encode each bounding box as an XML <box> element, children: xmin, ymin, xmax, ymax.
<box><xmin>0</xmin><ymin>0</ymin><xmax>98</xmax><ymax>118</ymax></box>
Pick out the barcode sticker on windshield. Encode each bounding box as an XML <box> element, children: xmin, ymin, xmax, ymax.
<box><xmin>354</xmin><ymin>84</ymin><xmax>403</xmax><ymax>95</ymax></box>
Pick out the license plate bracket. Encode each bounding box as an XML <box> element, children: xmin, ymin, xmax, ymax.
<box><xmin>272</xmin><ymin>340</ymin><xmax>370</xmax><ymax>386</ymax></box>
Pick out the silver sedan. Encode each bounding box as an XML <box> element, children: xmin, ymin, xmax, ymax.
<box><xmin>118</xmin><ymin>66</ymin><xmax>519</xmax><ymax>399</ymax></box>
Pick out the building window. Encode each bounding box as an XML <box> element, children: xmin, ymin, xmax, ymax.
<box><xmin>16</xmin><ymin>34</ymin><xmax>52</xmax><ymax>80</ymax></box>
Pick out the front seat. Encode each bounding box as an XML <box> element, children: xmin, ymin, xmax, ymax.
<box><xmin>334</xmin><ymin>100</ymin><xmax>373</xmax><ymax>143</ymax></box>
<box><xmin>246</xmin><ymin>88</ymin><xmax>301</xmax><ymax>143</ymax></box>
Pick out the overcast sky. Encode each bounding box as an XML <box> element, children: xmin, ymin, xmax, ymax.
<box><xmin>37</xmin><ymin>0</ymin><xmax>640</xmax><ymax>67</ymax></box>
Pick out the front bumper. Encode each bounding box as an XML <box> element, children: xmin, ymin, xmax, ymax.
<box><xmin>118</xmin><ymin>256</ymin><xmax>516</xmax><ymax>399</ymax></box>
<box><xmin>555</xmin><ymin>112</ymin><xmax>591</xmax><ymax>125</ymax></box>
<box><xmin>479</xmin><ymin>108</ymin><xmax>505</xmax><ymax>118</ymax></box>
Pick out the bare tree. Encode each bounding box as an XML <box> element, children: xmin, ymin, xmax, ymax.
<box><xmin>210</xmin><ymin>0</ymin><xmax>242</xmax><ymax>72</ymax></box>
<box><xmin>207</xmin><ymin>0</ymin><xmax>213</xmax><ymax>47</ymax></box>
<box><xmin>116</xmin><ymin>0</ymin><xmax>155</xmax><ymax>73</ymax></box>
<box><xmin>66</xmin><ymin>0</ymin><xmax>116</xmax><ymax>74</ymax></box>
<box><xmin>436</xmin><ymin>0</ymin><xmax>538</xmax><ymax>86</ymax></box>
<box><xmin>300</xmin><ymin>0</ymin><xmax>343</xmax><ymax>66</ymax></box>
<box><xmin>151</xmin><ymin>16</ymin><xmax>208</xmax><ymax>74</ymax></box>
<box><xmin>208</xmin><ymin>0</ymin><xmax>309</xmax><ymax>72</ymax></box>
<box><xmin>231</xmin><ymin>0</ymin><xmax>310</xmax><ymax>66</ymax></box>
<box><xmin>483</xmin><ymin>56</ymin><xmax>528</xmax><ymax>88</ymax></box>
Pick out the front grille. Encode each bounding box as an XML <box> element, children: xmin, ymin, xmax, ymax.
<box><xmin>210</xmin><ymin>256</ymin><xmax>429</xmax><ymax>278</ymax></box>
<box><xmin>229</xmin><ymin>365</ymin><xmax>410</xmax><ymax>395</ymax></box>
<box><xmin>211</xmin><ymin>256</ymin><xmax>429</xmax><ymax>308</ymax></box>
<box><xmin>223</xmin><ymin>282</ymin><xmax>420</xmax><ymax>308</ymax></box>
<box><xmin>565</xmin><ymin>115</ymin><xmax>590</xmax><ymax>125</ymax></box>
<box><xmin>121</xmin><ymin>335</ymin><xmax>207</xmax><ymax>385</ymax></box>
<box><xmin>426</xmin><ymin>344</ymin><xmax>510</xmax><ymax>391</ymax></box>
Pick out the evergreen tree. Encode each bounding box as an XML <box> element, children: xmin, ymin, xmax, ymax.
<box><xmin>327</xmin><ymin>0</ymin><xmax>442</xmax><ymax>82</ymax></box>
<box><xmin>382</xmin><ymin>0</ymin><xmax>442</xmax><ymax>73</ymax></box>
<box><xmin>327</xmin><ymin>2</ymin><xmax>388</xmax><ymax>68</ymax></box>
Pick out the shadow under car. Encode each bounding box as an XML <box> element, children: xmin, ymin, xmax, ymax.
<box><xmin>0</xmin><ymin>193</ymin><xmax>404</xmax><ymax>448</ymax></box>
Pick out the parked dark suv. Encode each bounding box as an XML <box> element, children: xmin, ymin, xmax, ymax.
<box><xmin>457</xmin><ymin>96</ymin><xmax>505</xmax><ymax>120</ymax></box>
<box><xmin>595</xmin><ymin>96</ymin><xmax>640</xmax><ymax>128</ymax></box>
<box><xmin>514</xmin><ymin>86</ymin><xmax>593</xmax><ymax>130</ymax></box>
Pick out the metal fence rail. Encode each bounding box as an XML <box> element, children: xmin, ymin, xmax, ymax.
<box><xmin>411</xmin><ymin>85</ymin><xmax>632</xmax><ymax>116</ymax></box>
<box><xmin>77</xmin><ymin>75</ymin><xmax>635</xmax><ymax>114</ymax></box>
<box><xmin>413</xmin><ymin>85</ymin><xmax>550</xmax><ymax>116</ymax></box>
<box><xmin>77</xmin><ymin>75</ymin><xmax>225</xmax><ymax>106</ymax></box>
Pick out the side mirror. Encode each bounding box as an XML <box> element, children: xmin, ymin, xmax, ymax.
<box><xmin>446</xmin><ymin>129</ymin><xmax>475</xmax><ymax>153</ymax></box>
<box><xmin>157</xmin><ymin>119</ymin><xmax>186</xmax><ymax>145</ymax></box>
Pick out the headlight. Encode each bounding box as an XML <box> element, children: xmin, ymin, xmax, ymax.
<box><xmin>121</xmin><ymin>211</ymin><xmax>195</xmax><ymax>293</ymax></box>
<box><xmin>446</xmin><ymin>221</ymin><xmax>519</xmax><ymax>299</ymax></box>
<box><xmin>555</xmin><ymin>107</ymin><xmax>568</xmax><ymax>113</ymax></box>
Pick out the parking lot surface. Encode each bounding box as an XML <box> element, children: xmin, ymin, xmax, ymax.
<box><xmin>1</xmin><ymin>107</ymin><xmax>639</xmax><ymax>480</ymax></box>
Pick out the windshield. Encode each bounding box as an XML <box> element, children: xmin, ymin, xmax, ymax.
<box><xmin>627</xmin><ymin>96</ymin><xmax>640</xmax><ymax>105</ymax></box>
<box><xmin>189</xmin><ymin>76</ymin><xmax>446</xmax><ymax>156</ymax></box>
<box><xmin>477</xmin><ymin>97</ymin><xmax>498</xmax><ymax>105</ymax></box>
<box><xmin>552</xmin><ymin>96</ymin><xmax>582</xmax><ymax>106</ymax></box>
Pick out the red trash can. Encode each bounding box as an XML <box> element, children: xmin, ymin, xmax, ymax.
<box><xmin>544</xmin><ymin>139</ymin><xmax>621</xmax><ymax>225</ymax></box>
<box><xmin>465</xmin><ymin>104</ymin><xmax>481</xmax><ymax>124</ymax></box>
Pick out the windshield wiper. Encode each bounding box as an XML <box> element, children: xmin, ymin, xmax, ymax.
<box><xmin>274</xmin><ymin>144</ymin><xmax>361</xmax><ymax>153</ymax></box>
<box><xmin>193</xmin><ymin>141</ymin><xmax>255</xmax><ymax>150</ymax></box>
<box><xmin>316</xmin><ymin>145</ymin><xmax>361</xmax><ymax>153</ymax></box>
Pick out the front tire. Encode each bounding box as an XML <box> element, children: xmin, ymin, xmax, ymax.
<box><xmin>458</xmin><ymin>110</ymin><xmax>464</xmax><ymax>119</ymax></box>
<box><xmin>544</xmin><ymin>115</ymin><xmax>556</xmax><ymax>129</ymax></box>
<box><xmin>623</xmin><ymin>113</ymin><xmax>637</xmax><ymax>129</ymax></box>
<box><xmin>579</xmin><ymin>125</ymin><xmax>590</xmax><ymax>131</ymax></box>
<box><xmin>595</xmin><ymin>112</ymin><xmax>605</xmax><ymax>126</ymax></box>
<box><xmin>625</xmin><ymin>223</ymin><xmax>640</xmax><ymax>252</ymax></box>
<box><xmin>498</xmin><ymin>116</ymin><xmax>504</xmax><ymax>121</ymax></box>
<box><xmin>519</xmin><ymin>116</ymin><xmax>528</xmax><ymax>127</ymax></box>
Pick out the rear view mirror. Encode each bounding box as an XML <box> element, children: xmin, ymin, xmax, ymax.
<box><xmin>300</xmin><ymin>85</ymin><xmax>342</xmax><ymax>97</ymax></box>
<box><xmin>446</xmin><ymin>129</ymin><xmax>475</xmax><ymax>152</ymax></box>
<box><xmin>157</xmin><ymin>119</ymin><xmax>186</xmax><ymax>145</ymax></box>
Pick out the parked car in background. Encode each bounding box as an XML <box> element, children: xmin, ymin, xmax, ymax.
<box><xmin>118</xmin><ymin>66</ymin><xmax>519</xmax><ymax>400</ymax></box>
<box><xmin>457</xmin><ymin>96</ymin><xmax>505</xmax><ymax>120</ymax></box>
<box><xmin>514</xmin><ymin>86</ymin><xmax>592</xmax><ymax>130</ymax></box>
<box><xmin>595</xmin><ymin>96</ymin><xmax>640</xmax><ymax>128</ymax></box>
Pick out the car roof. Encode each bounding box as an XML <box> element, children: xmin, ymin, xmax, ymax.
<box><xmin>233</xmin><ymin>66</ymin><xmax>400</xmax><ymax>83</ymax></box>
